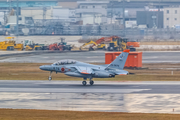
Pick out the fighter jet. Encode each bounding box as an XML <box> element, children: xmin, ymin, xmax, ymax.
<box><xmin>39</xmin><ymin>49</ymin><xmax>130</xmax><ymax>86</ymax></box>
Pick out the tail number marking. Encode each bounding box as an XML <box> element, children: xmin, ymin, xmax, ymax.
<box><xmin>110</xmin><ymin>64</ymin><xmax>119</xmax><ymax>67</ymax></box>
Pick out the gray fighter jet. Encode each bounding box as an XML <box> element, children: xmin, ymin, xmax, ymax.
<box><xmin>39</xmin><ymin>49</ymin><xmax>130</xmax><ymax>86</ymax></box>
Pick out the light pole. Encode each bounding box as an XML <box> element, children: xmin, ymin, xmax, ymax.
<box><xmin>111</xmin><ymin>2</ymin><xmax>113</xmax><ymax>24</ymax></box>
<box><xmin>157</xmin><ymin>0</ymin><xmax>162</xmax><ymax>28</ymax></box>
<box><xmin>16</xmin><ymin>0</ymin><xmax>19</xmax><ymax>36</ymax></box>
<box><xmin>122</xmin><ymin>0</ymin><xmax>126</xmax><ymax>37</ymax></box>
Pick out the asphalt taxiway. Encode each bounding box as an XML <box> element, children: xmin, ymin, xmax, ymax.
<box><xmin>0</xmin><ymin>51</ymin><xmax>180</xmax><ymax>63</ymax></box>
<box><xmin>1</xmin><ymin>80</ymin><xmax>180</xmax><ymax>113</ymax></box>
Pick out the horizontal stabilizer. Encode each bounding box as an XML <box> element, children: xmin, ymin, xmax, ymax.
<box><xmin>114</xmin><ymin>70</ymin><xmax>129</xmax><ymax>75</ymax></box>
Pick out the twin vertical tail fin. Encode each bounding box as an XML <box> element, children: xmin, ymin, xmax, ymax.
<box><xmin>106</xmin><ymin>49</ymin><xmax>130</xmax><ymax>70</ymax></box>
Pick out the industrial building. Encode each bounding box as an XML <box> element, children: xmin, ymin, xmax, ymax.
<box><xmin>76</xmin><ymin>1</ymin><xmax>108</xmax><ymax>25</ymax></box>
<box><xmin>164</xmin><ymin>7</ymin><xmax>180</xmax><ymax>28</ymax></box>
<box><xmin>137</xmin><ymin>11</ymin><xmax>163</xmax><ymax>28</ymax></box>
<box><xmin>0</xmin><ymin>0</ymin><xmax>180</xmax><ymax>35</ymax></box>
<box><xmin>21</xmin><ymin>7</ymin><xmax>52</xmax><ymax>19</ymax></box>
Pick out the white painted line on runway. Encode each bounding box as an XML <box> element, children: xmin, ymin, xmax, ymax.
<box><xmin>0</xmin><ymin>88</ymin><xmax>150</xmax><ymax>93</ymax></box>
<box><xmin>39</xmin><ymin>81</ymin><xmax>180</xmax><ymax>85</ymax></box>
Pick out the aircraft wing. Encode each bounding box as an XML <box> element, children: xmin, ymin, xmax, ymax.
<box><xmin>99</xmin><ymin>64</ymin><xmax>108</xmax><ymax>67</ymax></box>
<box><xmin>71</xmin><ymin>66</ymin><xmax>93</xmax><ymax>74</ymax></box>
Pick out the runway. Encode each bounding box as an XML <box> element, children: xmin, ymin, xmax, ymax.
<box><xmin>0</xmin><ymin>51</ymin><xmax>180</xmax><ymax>63</ymax></box>
<box><xmin>1</xmin><ymin>80</ymin><xmax>180</xmax><ymax>113</ymax></box>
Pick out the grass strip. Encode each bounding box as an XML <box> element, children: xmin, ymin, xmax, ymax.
<box><xmin>0</xmin><ymin>109</ymin><xmax>180</xmax><ymax>120</ymax></box>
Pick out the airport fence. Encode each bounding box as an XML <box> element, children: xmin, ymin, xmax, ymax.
<box><xmin>1</xmin><ymin>23</ymin><xmax>180</xmax><ymax>41</ymax></box>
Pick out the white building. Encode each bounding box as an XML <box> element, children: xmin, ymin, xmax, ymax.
<box><xmin>164</xmin><ymin>7</ymin><xmax>180</xmax><ymax>28</ymax></box>
<box><xmin>53</xmin><ymin>7</ymin><xmax>77</xmax><ymax>22</ymax></box>
<box><xmin>76</xmin><ymin>1</ymin><xmax>109</xmax><ymax>25</ymax></box>
<box><xmin>21</xmin><ymin>7</ymin><xmax>52</xmax><ymax>19</ymax></box>
<box><xmin>8</xmin><ymin>16</ymin><xmax>25</xmax><ymax>25</ymax></box>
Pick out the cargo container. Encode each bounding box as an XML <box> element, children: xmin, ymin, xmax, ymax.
<box><xmin>105</xmin><ymin>52</ymin><xmax>142</xmax><ymax>68</ymax></box>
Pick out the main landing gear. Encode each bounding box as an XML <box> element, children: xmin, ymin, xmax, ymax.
<box><xmin>82</xmin><ymin>81</ymin><xmax>87</xmax><ymax>86</ymax></box>
<box><xmin>90</xmin><ymin>80</ymin><xmax>94</xmax><ymax>85</ymax></box>
<box><xmin>82</xmin><ymin>78</ymin><xmax>94</xmax><ymax>86</ymax></box>
<box><xmin>49</xmin><ymin>71</ymin><xmax>52</xmax><ymax>81</ymax></box>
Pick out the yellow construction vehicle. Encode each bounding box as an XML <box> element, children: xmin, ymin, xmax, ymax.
<box><xmin>5</xmin><ymin>37</ymin><xmax>23</xmax><ymax>51</ymax></box>
<box><xmin>79</xmin><ymin>40</ymin><xmax>97</xmax><ymax>51</ymax></box>
<box><xmin>14</xmin><ymin>43</ymin><xmax>24</xmax><ymax>51</ymax></box>
<box><xmin>107</xmin><ymin>37</ymin><xmax>127</xmax><ymax>51</ymax></box>
<box><xmin>0</xmin><ymin>41</ymin><xmax>14</xmax><ymax>50</ymax></box>
<box><xmin>107</xmin><ymin>37</ymin><xmax>140</xmax><ymax>51</ymax></box>
<box><xmin>24</xmin><ymin>40</ymin><xmax>42</xmax><ymax>51</ymax></box>
<box><xmin>25</xmin><ymin>45</ymin><xmax>42</xmax><ymax>51</ymax></box>
<box><xmin>97</xmin><ymin>44</ymin><xmax>106</xmax><ymax>50</ymax></box>
<box><xmin>80</xmin><ymin>40</ymin><xmax>107</xmax><ymax>51</ymax></box>
<box><xmin>119</xmin><ymin>38</ymin><xmax>127</xmax><ymax>51</ymax></box>
<box><xmin>0</xmin><ymin>37</ymin><xmax>23</xmax><ymax>51</ymax></box>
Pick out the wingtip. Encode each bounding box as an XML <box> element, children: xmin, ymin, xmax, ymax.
<box><xmin>123</xmin><ymin>49</ymin><xmax>130</xmax><ymax>53</ymax></box>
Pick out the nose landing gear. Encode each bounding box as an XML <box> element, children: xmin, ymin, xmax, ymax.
<box><xmin>49</xmin><ymin>76</ymin><xmax>52</xmax><ymax>81</ymax></box>
<box><xmin>49</xmin><ymin>71</ymin><xmax>52</xmax><ymax>81</ymax></box>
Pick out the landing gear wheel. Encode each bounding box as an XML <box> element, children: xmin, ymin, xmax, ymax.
<box><xmin>82</xmin><ymin>81</ymin><xmax>87</xmax><ymax>86</ymax></box>
<box><xmin>49</xmin><ymin>76</ymin><xmax>52</xmax><ymax>81</ymax></box>
<box><xmin>90</xmin><ymin>81</ymin><xmax>94</xmax><ymax>85</ymax></box>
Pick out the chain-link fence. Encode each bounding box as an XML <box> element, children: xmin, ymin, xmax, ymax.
<box><xmin>1</xmin><ymin>20</ymin><xmax>180</xmax><ymax>41</ymax></box>
<box><xmin>29</xmin><ymin>26</ymin><xmax>180</xmax><ymax>41</ymax></box>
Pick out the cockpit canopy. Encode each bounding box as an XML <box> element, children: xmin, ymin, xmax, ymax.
<box><xmin>53</xmin><ymin>59</ymin><xmax>76</xmax><ymax>65</ymax></box>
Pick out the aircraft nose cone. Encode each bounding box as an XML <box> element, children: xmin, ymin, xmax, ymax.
<box><xmin>39</xmin><ymin>65</ymin><xmax>45</xmax><ymax>70</ymax></box>
<box><xmin>39</xmin><ymin>65</ymin><xmax>51</xmax><ymax>71</ymax></box>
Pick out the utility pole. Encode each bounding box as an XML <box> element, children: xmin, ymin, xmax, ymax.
<box><xmin>43</xmin><ymin>7</ymin><xmax>47</xmax><ymax>20</ymax></box>
<box><xmin>122</xmin><ymin>0</ymin><xmax>125</xmax><ymax>37</ymax></box>
<box><xmin>3</xmin><ymin>11</ymin><xmax>6</xmax><ymax>34</ymax></box>
<box><xmin>16</xmin><ymin>0</ymin><xmax>19</xmax><ymax>36</ymax></box>
<box><xmin>111</xmin><ymin>3</ymin><xmax>113</xmax><ymax>24</ymax></box>
<box><xmin>157</xmin><ymin>0</ymin><xmax>162</xmax><ymax>28</ymax></box>
<box><xmin>3</xmin><ymin>11</ymin><xmax>6</xmax><ymax>25</ymax></box>
<box><xmin>43</xmin><ymin>7</ymin><xmax>47</xmax><ymax>26</ymax></box>
<box><xmin>9</xmin><ymin>0</ymin><xmax>12</xmax><ymax>13</ymax></box>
